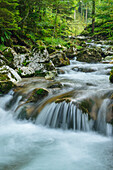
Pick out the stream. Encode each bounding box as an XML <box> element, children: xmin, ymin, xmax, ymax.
<box><xmin>0</xmin><ymin>40</ymin><xmax>113</xmax><ymax>170</ymax></box>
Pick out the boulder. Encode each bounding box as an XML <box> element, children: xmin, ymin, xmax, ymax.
<box><xmin>50</xmin><ymin>51</ymin><xmax>70</xmax><ymax>67</ymax></box>
<box><xmin>66</xmin><ymin>46</ymin><xmax>77</xmax><ymax>58</ymax></box>
<box><xmin>76</xmin><ymin>47</ymin><xmax>102</xmax><ymax>63</ymax></box>
<box><xmin>13</xmin><ymin>45</ymin><xmax>30</xmax><ymax>54</ymax></box>
<box><xmin>47</xmin><ymin>81</ymin><xmax>62</xmax><ymax>88</ymax></box>
<box><xmin>45</xmin><ymin>71</ymin><xmax>57</xmax><ymax>80</ymax></box>
<box><xmin>17</xmin><ymin>66</ymin><xmax>35</xmax><ymax>77</ymax></box>
<box><xmin>27</xmin><ymin>88</ymin><xmax>49</xmax><ymax>103</ymax></box>
<box><xmin>0</xmin><ymin>81</ymin><xmax>15</xmax><ymax>94</ymax></box>
<box><xmin>0</xmin><ymin>65</ymin><xmax>21</xmax><ymax>94</ymax></box>
<box><xmin>13</xmin><ymin>47</ymin><xmax>56</xmax><ymax>77</ymax></box>
<box><xmin>3</xmin><ymin>47</ymin><xmax>17</xmax><ymax>66</ymax></box>
<box><xmin>72</xmin><ymin>66</ymin><xmax>97</xmax><ymax>73</ymax></box>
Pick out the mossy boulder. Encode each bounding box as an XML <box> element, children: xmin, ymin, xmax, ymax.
<box><xmin>76</xmin><ymin>47</ymin><xmax>102</xmax><ymax>63</ymax></box>
<box><xmin>0</xmin><ymin>81</ymin><xmax>15</xmax><ymax>94</ymax></box>
<box><xmin>27</xmin><ymin>88</ymin><xmax>49</xmax><ymax>103</ymax></box>
<box><xmin>13</xmin><ymin>45</ymin><xmax>30</xmax><ymax>54</ymax></box>
<box><xmin>0</xmin><ymin>66</ymin><xmax>18</xmax><ymax>94</ymax></box>
<box><xmin>0</xmin><ymin>66</ymin><xmax>21</xmax><ymax>84</ymax></box>
<box><xmin>50</xmin><ymin>51</ymin><xmax>70</xmax><ymax>67</ymax></box>
<box><xmin>0</xmin><ymin>54</ymin><xmax>12</xmax><ymax>67</ymax></box>
<box><xmin>66</xmin><ymin>46</ymin><xmax>77</xmax><ymax>59</ymax></box>
<box><xmin>47</xmin><ymin>46</ymin><xmax>56</xmax><ymax>54</ymax></box>
<box><xmin>3</xmin><ymin>47</ymin><xmax>17</xmax><ymax>64</ymax></box>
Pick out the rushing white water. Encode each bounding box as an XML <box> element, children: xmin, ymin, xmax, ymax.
<box><xmin>0</xmin><ymin>94</ymin><xmax>113</xmax><ymax>170</ymax></box>
<box><xmin>36</xmin><ymin>101</ymin><xmax>113</xmax><ymax>136</ymax></box>
<box><xmin>0</xmin><ymin>40</ymin><xmax>113</xmax><ymax>169</ymax></box>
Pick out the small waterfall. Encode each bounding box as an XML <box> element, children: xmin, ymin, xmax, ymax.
<box><xmin>36</xmin><ymin>100</ymin><xmax>113</xmax><ymax>136</ymax></box>
<box><xmin>96</xmin><ymin>99</ymin><xmax>113</xmax><ymax>136</ymax></box>
<box><xmin>36</xmin><ymin>102</ymin><xmax>93</xmax><ymax>132</ymax></box>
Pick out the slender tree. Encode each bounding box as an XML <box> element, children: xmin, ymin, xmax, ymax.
<box><xmin>92</xmin><ymin>0</ymin><xmax>95</xmax><ymax>33</ymax></box>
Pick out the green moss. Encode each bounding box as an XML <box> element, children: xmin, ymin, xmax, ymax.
<box><xmin>109</xmin><ymin>69</ymin><xmax>113</xmax><ymax>83</ymax></box>
<box><xmin>22</xmin><ymin>59</ymin><xmax>30</xmax><ymax>66</ymax></box>
<box><xmin>79</xmin><ymin>99</ymin><xmax>94</xmax><ymax>114</ymax></box>
<box><xmin>0</xmin><ymin>73</ymin><xmax>9</xmax><ymax>81</ymax></box>
<box><xmin>34</xmin><ymin>70</ymin><xmax>45</xmax><ymax>77</ymax></box>
<box><xmin>36</xmin><ymin>89</ymin><xmax>44</xmax><ymax>95</ymax></box>
<box><xmin>0</xmin><ymin>81</ymin><xmax>15</xmax><ymax>94</ymax></box>
<box><xmin>18</xmin><ymin>68</ymin><xmax>23</xmax><ymax>76</ymax></box>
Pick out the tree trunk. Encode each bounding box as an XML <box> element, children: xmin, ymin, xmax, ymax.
<box><xmin>74</xmin><ymin>9</ymin><xmax>76</xmax><ymax>21</ymax></box>
<box><xmin>92</xmin><ymin>0</ymin><xmax>95</xmax><ymax>33</ymax></box>
<box><xmin>86</xmin><ymin>3</ymin><xmax>87</xmax><ymax>24</ymax></box>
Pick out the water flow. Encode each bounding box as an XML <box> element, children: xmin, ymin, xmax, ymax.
<box><xmin>0</xmin><ymin>94</ymin><xmax>113</xmax><ymax>170</ymax></box>
<box><xmin>36</xmin><ymin>101</ymin><xmax>113</xmax><ymax>136</ymax></box>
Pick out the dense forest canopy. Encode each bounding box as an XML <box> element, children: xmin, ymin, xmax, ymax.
<box><xmin>0</xmin><ymin>0</ymin><xmax>113</xmax><ymax>46</ymax></box>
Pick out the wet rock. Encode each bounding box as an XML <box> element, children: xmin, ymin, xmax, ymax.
<box><xmin>57</xmin><ymin>69</ymin><xmax>65</xmax><ymax>74</ymax></box>
<box><xmin>50</xmin><ymin>51</ymin><xmax>70</xmax><ymax>67</ymax></box>
<box><xmin>109</xmin><ymin>69</ymin><xmax>113</xmax><ymax>83</ymax></box>
<box><xmin>45</xmin><ymin>71</ymin><xmax>57</xmax><ymax>80</ymax></box>
<box><xmin>27</xmin><ymin>88</ymin><xmax>49</xmax><ymax>103</ymax></box>
<box><xmin>47</xmin><ymin>81</ymin><xmax>62</xmax><ymax>88</ymax></box>
<box><xmin>55</xmin><ymin>98</ymin><xmax>71</xmax><ymax>103</ymax></box>
<box><xmin>72</xmin><ymin>66</ymin><xmax>97</xmax><ymax>72</ymax></box>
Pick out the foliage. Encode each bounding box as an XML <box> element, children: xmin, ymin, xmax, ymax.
<box><xmin>0</xmin><ymin>0</ymin><xmax>112</xmax><ymax>47</ymax></box>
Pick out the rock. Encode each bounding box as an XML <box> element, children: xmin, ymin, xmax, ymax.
<box><xmin>57</xmin><ymin>69</ymin><xmax>65</xmax><ymax>74</ymax></box>
<box><xmin>45</xmin><ymin>71</ymin><xmax>57</xmax><ymax>80</ymax></box>
<box><xmin>0</xmin><ymin>65</ymin><xmax>21</xmax><ymax>94</ymax></box>
<box><xmin>0</xmin><ymin>65</ymin><xmax>21</xmax><ymax>83</ymax></box>
<box><xmin>3</xmin><ymin>47</ymin><xmax>17</xmax><ymax>66</ymax></box>
<box><xmin>47</xmin><ymin>81</ymin><xmax>62</xmax><ymax>88</ymax></box>
<box><xmin>47</xmin><ymin>45</ymin><xmax>56</xmax><ymax>54</ymax></box>
<box><xmin>13</xmin><ymin>47</ymin><xmax>56</xmax><ymax>77</ymax></box>
<box><xmin>13</xmin><ymin>45</ymin><xmax>30</xmax><ymax>54</ymax></box>
<box><xmin>0</xmin><ymin>54</ymin><xmax>11</xmax><ymax>66</ymax></box>
<box><xmin>17</xmin><ymin>66</ymin><xmax>35</xmax><ymax>77</ymax></box>
<box><xmin>27</xmin><ymin>88</ymin><xmax>49</xmax><ymax>103</ymax></box>
<box><xmin>66</xmin><ymin>47</ymin><xmax>77</xmax><ymax>58</ymax></box>
<box><xmin>76</xmin><ymin>47</ymin><xmax>102</xmax><ymax>63</ymax></box>
<box><xmin>0</xmin><ymin>81</ymin><xmax>15</xmax><ymax>94</ymax></box>
<box><xmin>109</xmin><ymin>69</ymin><xmax>113</xmax><ymax>83</ymax></box>
<box><xmin>72</xmin><ymin>66</ymin><xmax>97</xmax><ymax>72</ymax></box>
<box><xmin>104</xmin><ymin>56</ymin><xmax>113</xmax><ymax>61</ymax></box>
<box><xmin>50</xmin><ymin>51</ymin><xmax>70</xmax><ymax>67</ymax></box>
<box><xmin>0</xmin><ymin>59</ymin><xmax>6</xmax><ymax>66</ymax></box>
<box><xmin>55</xmin><ymin>98</ymin><xmax>71</xmax><ymax>103</ymax></box>
<box><xmin>32</xmin><ymin>47</ymin><xmax>50</xmax><ymax>63</ymax></box>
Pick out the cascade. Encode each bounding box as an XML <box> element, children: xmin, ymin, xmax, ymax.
<box><xmin>36</xmin><ymin>100</ymin><xmax>113</xmax><ymax>136</ymax></box>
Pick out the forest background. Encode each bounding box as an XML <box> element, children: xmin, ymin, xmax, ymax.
<box><xmin>0</xmin><ymin>0</ymin><xmax>113</xmax><ymax>49</ymax></box>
